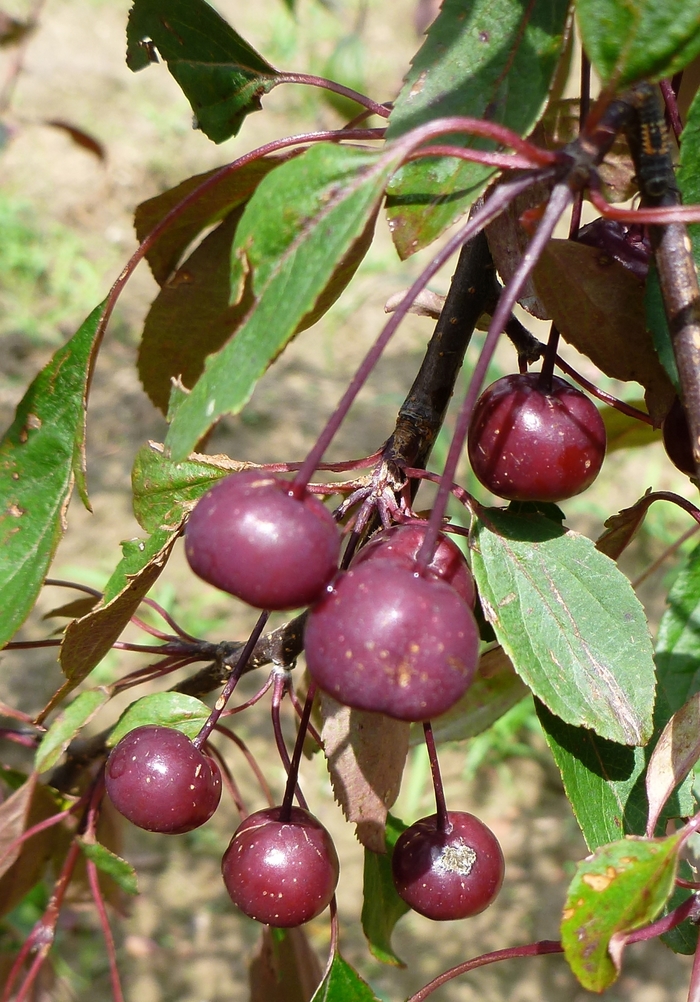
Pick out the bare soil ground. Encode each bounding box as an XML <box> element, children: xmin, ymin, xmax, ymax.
<box><xmin>1</xmin><ymin>2</ymin><xmax>700</xmax><ymax>1000</ymax></box>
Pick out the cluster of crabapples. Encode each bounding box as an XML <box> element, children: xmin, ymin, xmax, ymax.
<box><xmin>103</xmin><ymin>369</ymin><xmax>693</xmax><ymax>928</ymax></box>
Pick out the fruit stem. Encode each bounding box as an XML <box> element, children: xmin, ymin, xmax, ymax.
<box><xmin>86</xmin><ymin>858</ymin><xmax>125</xmax><ymax>1002</ymax></box>
<box><xmin>280</xmin><ymin>682</ymin><xmax>318</xmax><ymax>822</ymax></box>
<box><xmin>423</xmin><ymin>721</ymin><xmax>449</xmax><ymax>834</ymax></box>
<box><xmin>415</xmin><ymin>181</ymin><xmax>573</xmax><ymax>574</ymax></box>
<box><xmin>291</xmin><ymin>172</ymin><xmax>542</xmax><ymax>496</ymax></box>
<box><xmin>537</xmin><ymin>324</ymin><xmax>560</xmax><ymax>393</ymax></box>
<box><xmin>687</xmin><ymin>935</ymin><xmax>700</xmax><ymax>1002</ymax></box>
<box><xmin>271</xmin><ymin>673</ymin><xmax>309</xmax><ymax>813</ymax></box>
<box><xmin>193</xmin><ymin>611</ymin><xmax>269</xmax><ymax>750</ymax></box>
<box><xmin>405</xmin><ymin>940</ymin><xmax>563</xmax><ymax>1002</ymax></box>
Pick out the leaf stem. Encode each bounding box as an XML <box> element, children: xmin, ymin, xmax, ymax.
<box><xmin>275</xmin><ymin>72</ymin><xmax>390</xmax><ymax>119</ymax></box>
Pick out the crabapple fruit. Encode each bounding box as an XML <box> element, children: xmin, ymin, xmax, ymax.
<box><xmin>467</xmin><ymin>373</ymin><xmax>606</xmax><ymax>502</ymax></box>
<box><xmin>105</xmin><ymin>725</ymin><xmax>222</xmax><ymax>834</ymax></box>
<box><xmin>185</xmin><ymin>470</ymin><xmax>340</xmax><ymax>610</ymax></box>
<box><xmin>392</xmin><ymin>811</ymin><xmax>504</xmax><ymax>920</ymax></box>
<box><xmin>221</xmin><ymin>806</ymin><xmax>339</xmax><ymax>927</ymax></box>
<box><xmin>304</xmin><ymin>560</ymin><xmax>479</xmax><ymax>721</ymax></box>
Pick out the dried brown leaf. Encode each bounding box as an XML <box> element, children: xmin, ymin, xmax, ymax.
<box><xmin>321</xmin><ymin>695</ymin><xmax>409</xmax><ymax>853</ymax></box>
<box><xmin>533</xmin><ymin>241</ymin><xmax>675</xmax><ymax>424</ymax></box>
<box><xmin>249</xmin><ymin>926</ymin><xmax>322</xmax><ymax>1002</ymax></box>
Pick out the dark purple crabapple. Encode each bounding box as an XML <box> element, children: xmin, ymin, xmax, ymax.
<box><xmin>105</xmin><ymin>725</ymin><xmax>222</xmax><ymax>834</ymax></box>
<box><xmin>392</xmin><ymin>811</ymin><xmax>504</xmax><ymax>920</ymax></box>
<box><xmin>222</xmin><ymin>806</ymin><xmax>339</xmax><ymax>927</ymax></box>
<box><xmin>304</xmin><ymin>560</ymin><xmax>479</xmax><ymax>722</ymax></box>
<box><xmin>185</xmin><ymin>470</ymin><xmax>341</xmax><ymax>610</ymax></box>
<box><xmin>467</xmin><ymin>372</ymin><xmax>606</xmax><ymax>502</ymax></box>
<box><xmin>350</xmin><ymin>522</ymin><xmax>476</xmax><ymax>607</ymax></box>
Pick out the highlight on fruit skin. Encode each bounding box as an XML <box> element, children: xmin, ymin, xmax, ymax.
<box><xmin>391</xmin><ymin>811</ymin><xmax>505</xmax><ymax>921</ymax></box>
<box><xmin>467</xmin><ymin>372</ymin><xmax>607</xmax><ymax>502</ymax></box>
<box><xmin>105</xmin><ymin>725</ymin><xmax>222</xmax><ymax>834</ymax></box>
<box><xmin>304</xmin><ymin>559</ymin><xmax>480</xmax><ymax>722</ymax></box>
<box><xmin>221</xmin><ymin>806</ymin><xmax>340</xmax><ymax>927</ymax></box>
<box><xmin>184</xmin><ymin>469</ymin><xmax>341</xmax><ymax>611</ymax></box>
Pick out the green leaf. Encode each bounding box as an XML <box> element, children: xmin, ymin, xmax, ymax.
<box><xmin>134</xmin><ymin>155</ymin><xmax>296</xmax><ymax>286</ymax></box>
<box><xmin>76</xmin><ymin>836</ymin><xmax>139</xmax><ymax>896</ymax></box>
<box><xmin>411</xmin><ymin>646</ymin><xmax>529</xmax><ymax>745</ymax></box>
<box><xmin>131</xmin><ymin>443</ymin><xmax>251</xmax><ymax>533</ymax></box>
<box><xmin>126</xmin><ymin>0</ymin><xmax>279</xmax><ymax>143</ymax></box>
<box><xmin>166</xmin><ymin>143</ymin><xmax>392</xmax><ymax>460</ymax></box>
<box><xmin>0</xmin><ymin>302</ymin><xmax>107</xmax><ymax>650</ymax></box>
<box><xmin>561</xmin><ymin>832</ymin><xmax>682</xmax><ymax>991</ymax></box>
<box><xmin>655</xmin><ymin>540</ymin><xmax>700</xmax><ymax>724</ymax></box>
<box><xmin>56</xmin><ymin>527</ymin><xmax>180</xmax><ymax>699</ymax></box>
<box><xmin>310</xmin><ymin>952</ymin><xmax>381</xmax><ymax>1002</ymax></box>
<box><xmin>645</xmin><ymin>265</ymin><xmax>681</xmax><ymax>394</ymax></box>
<box><xmin>600</xmin><ymin>403</ymin><xmax>661</xmax><ymax>453</ymax></box>
<box><xmin>138</xmin><ymin>212</ymin><xmax>253</xmax><ymax>413</ymax></box>
<box><xmin>470</xmin><ymin>509</ymin><xmax>656</xmax><ymax>745</ymax></box>
<box><xmin>35</xmin><ymin>688</ymin><xmax>111</xmax><ymax>773</ymax></box>
<box><xmin>361</xmin><ymin>814</ymin><xmax>409</xmax><ymax>967</ymax></box>
<box><xmin>107</xmin><ymin>692</ymin><xmax>211</xmax><ymax>746</ymax></box>
<box><xmin>537</xmin><ymin>701</ymin><xmax>648</xmax><ymax>848</ymax></box>
<box><xmin>385</xmin><ymin>0</ymin><xmax>570</xmax><ymax>258</ymax></box>
<box><xmin>678</xmin><ymin>86</ymin><xmax>700</xmax><ymax>274</ymax></box>
<box><xmin>576</xmin><ymin>0</ymin><xmax>700</xmax><ymax>89</ymax></box>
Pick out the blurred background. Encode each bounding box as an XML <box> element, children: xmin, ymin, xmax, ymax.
<box><xmin>0</xmin><ymin>1</ymin><xmax>699</xmax><ymax>999</ymax></box>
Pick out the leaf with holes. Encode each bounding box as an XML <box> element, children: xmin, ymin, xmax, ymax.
<box><xmin>470</xmin><ymin>508</ymin><xmax>656</xmax><ymax>745</ymax></box>
<box><xmin>126</xmin><ymin>0</ymin><xmax>279</xmax><ymax>143</ymax></box>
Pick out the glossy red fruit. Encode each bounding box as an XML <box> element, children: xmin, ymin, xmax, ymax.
<box><xmin>392</xmin><ymin>811</ymin><xmax>504</xmax><ymax>920</ymax></box>
<box><xmin>185</xmin><ymin>470</ymin><xmax>340</xmax><ymax>610</ymax></box>
<box><xmin>304</xmin><ymin>560</ymin><xmax>479</xmax><ymax>721</ymax></box>
<box><xmin>467</xmin><ymin>373</ymin><xmax>606</xmax><ymax>502</ymax></box>
<box><xmin>222</xmin><ymin>806</ymin><xmax>339</xmax><ymax>927</ymax></box>
<box><xmin>105</xmin><ymin>726</ymin><xmax>222</xmax><ymax>834</ymax></box>
<box><xmin>663</xmin><ymin>396</ymin><xmax>696</xmax><ymax>477</ymax></box>
<box><xmin>350</xmin><ymin>522</ymin><xmax>476</xmax><ymax>607</ymax></box>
